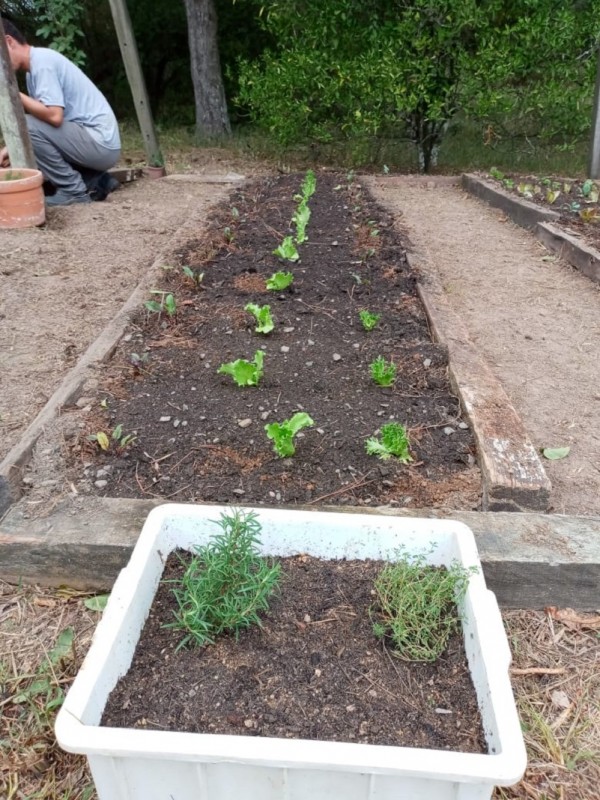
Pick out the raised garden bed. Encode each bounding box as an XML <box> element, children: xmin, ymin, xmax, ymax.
<box><xmin>463</xmin><ymin>172</ymin><xmax>600</xmax><ymax>284</ymax></box>
<box><xmin>67</xmin><ymin>171</ymin><xmax>479</xmax><ymax>509</ymax></box>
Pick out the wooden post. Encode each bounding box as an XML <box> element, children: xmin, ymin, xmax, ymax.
<box><xmin>107</xmin><ymin>0</ymin><xmax>163</xmax><ymax>166</ymax></box>
<box><xmin>589</xmin><ymin>48</ymin><xmax>600</xmax><ymax>178</ymax></box>
<box><xmin>0</xmin><ymin>18</ymin><xmax>36</xmax><ymax>169</ymax></box>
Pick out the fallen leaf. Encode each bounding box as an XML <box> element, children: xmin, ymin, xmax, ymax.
<box><xmin>84</xmin><ymin>594</ymin><xmax>110</xmax><ymax>612</ymax></box>
<box><xmin>542</xmin><ymin>446</ymin><xmax>570</xmax><ymax>460</ymax></box>
<box><xmin>33</xmin><ymin>597</ymin><xmax>56</xmax><ymax>608</ymax></box>
<box><xmin>551</xmin><ymin>689</ymin><xmax>570</xmax><ymax>709</ymax></box>
<box><xmin>546</xmin><ymin>606</ymin><xmax>600</xmax><ymax>629</ymax></box>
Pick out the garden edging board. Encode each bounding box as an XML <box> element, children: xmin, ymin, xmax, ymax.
<box><xmin>0</xmin><ymin>495</ymin><xmax>598</xmax><ymax>609</ymax></box>
<box><xmin>462</xmin><ymin>173</ymin><xmax>600</xmax><ymax>284</ymax></box>
<box><xmin>409</xmin><ymin>253</ymin><xmax>551</xmax><ymax>513</ymax></box>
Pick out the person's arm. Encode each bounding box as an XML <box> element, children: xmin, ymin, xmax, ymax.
<box><xmin>20</xmin><ymin>92</ymin><xmax>64</xmax><ymax>127</ymax></box>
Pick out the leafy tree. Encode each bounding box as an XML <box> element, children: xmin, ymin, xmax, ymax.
<box><xmin>236</xmin><ymin>0</ymin><xmax>600</xmax><ymax>171</ymax></box>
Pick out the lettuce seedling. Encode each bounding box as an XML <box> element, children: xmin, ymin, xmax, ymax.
<box><xmin>302</xmin><ymin>169</ymin><xmax>316</xmax><ymax>199</ymax></box>
<box><xmin>370</xmin><ymin>356</ymin><xmax>396</xmax><ymax>387</ymax></box>
<box><xmin>266</xmin><ymin>271</ymin><xmax>294</xmax><ymax>291</ymax></box>
<box><xmin>217</xmin><ymin>350</ymin><xmax>264</xmax><ymax>387</ymax></box>
<box><xmin>292</xmin><ymin>202</ymin><xmax>311</xmax><ymax>244</ymax></box>
<box><xmin>273</xmin><ymin>236</ymin><xmax>299</xmax><ymax>262</ymax></box>
<box><xmin>359</xmin><ymin>310</ymin><xmax>381</xmax><ymax>331</ymax></box>
<box><xmin>365</xmin><ymin>423</ymin><xmax>412</xmax><ymax>463</ymax></box>
<box><xmin>245</xmin><ymin>303</ymin><xmax>274</xmax><ymax>334</ymax></box>
<box><xmin>265</xmin><ymin>412</ymin><xmax>314</xmax><ymax>457</ymax></box>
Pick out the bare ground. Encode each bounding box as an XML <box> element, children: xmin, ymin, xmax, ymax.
<box><xmin>367</xmin><ymin>176</ymin><xmax>600</xmax><ymax>517</ymax></box>
<box><xmin>0</xmin><ymin>155</ymin><xmax>255</xmax><ymax>463</ymax></box>
<box><xmin>1</xmin><ymin>580</ymin><xmax>598</xmax><ymax>800</ymax></box>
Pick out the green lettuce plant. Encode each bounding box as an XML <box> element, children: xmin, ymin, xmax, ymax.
<box><xmin>266</xmin><ymin>271</ymin><xmax>294</xmax><ymax>290</ymax></box>
<box><xmin>265</xmin><ymin>412</ymin><xmax>314</xmax><ymax>457</ymax></box>
<box><xmin>217</xmin><ymin>351</ymin><xmax>264</xmax><ymax>386</ymax></box>
<box><xmin>365</xmin><ymin>422</ymin><xmax>412</xmax><ymax>462</ymax></box>
<box><xmin>370</xmin><ymin>356</ymin><xmax>396</xmax><ymax>387</ymax></box>
<box><xmin>273</xmin><ymin>236</ymin><xmax>299</xmax><ymax>262</ymax></box>
<box><xmin>245</xmin><ymin>303</ymin><xmax>274</xmax><ymax>334</ymax></box>
<box><xmin>359</xmin><ymin>310</ymin><xmax>381</xmax><ymax>331</ymax></box>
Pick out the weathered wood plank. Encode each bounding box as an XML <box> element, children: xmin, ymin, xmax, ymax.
<box><xmin>462</xmin><ymin>173</ymin><xmax>560</xmax><ymax>230</ymax></box>
<box><xmin>0</xmin><ymin>497</ymin><xmax>598</xmax><ymax>608</ymax></box>
<box><xmin>108</xmin><ymin>167</ymin><xmax>143</xmax><ymax>184</ymax></box>
<box><xmin>536</xmin><ymin>222</ymin><xmax>600</xmax><ymax>285</ymax></box>
<box><xmin>0</xmin><ymin>19</ymin><xmax>35</xmax><ymax>169</ymax></box>
<box><xmin>107</xmin><ymin>0</ymin><xmax>162</xmax><ymax>165</ymax></box>
<box><xmin>413</xmin><ymin>256</ymin><xmax>551</xmax><ymax>513</ymax></box>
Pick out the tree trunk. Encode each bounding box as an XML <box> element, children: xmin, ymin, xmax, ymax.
<box><xmin>182</xmin><ymin>0</ymin><xmax>231</xmax><ymax>138</ymax></box>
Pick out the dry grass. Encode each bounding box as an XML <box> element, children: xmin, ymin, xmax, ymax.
<box><xmin>1</xmin><ymin>581</ymin><xmax>598</xmax><ymax>799</ymax></box>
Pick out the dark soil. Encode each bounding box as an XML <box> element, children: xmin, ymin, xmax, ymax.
<box><xmin>103</xmin><ymin>553</ymin><xmax>487</xmax><ymax>753</ymax></box>
<box><xmin>483</xmin><ymin>170</ymin><xmax>600</xmax><ymax>251</ymax></box>
<box><xmin>69</xmin><ymin>172</ymin><xmax>479</xmax><ymax>509</ymax></box>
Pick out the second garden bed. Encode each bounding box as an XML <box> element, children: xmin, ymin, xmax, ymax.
<box><xmin>68</xmin><ymin>172</ymin><xmax>479</xmax><ymax>509</ymax></box>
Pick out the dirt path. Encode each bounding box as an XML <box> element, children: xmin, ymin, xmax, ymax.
<box><xmin>0</xmin><ymin>170</ymin><xmax>239</xmax><ymax>462</ymax></box>
<box><xmin>367</xmin><ymin>176</ymin><xmax>600</xmax><ymax>516</ymax></box>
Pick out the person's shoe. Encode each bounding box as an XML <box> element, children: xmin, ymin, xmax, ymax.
<box><xmin>46</xmin><ymin>190</ymin><xmax>91</xmax><ymax>207</ymax></box>
<box><xmin>88</xmin><ymin>172</ymin><xmax>120</xmax><ymax>201</ymax></box>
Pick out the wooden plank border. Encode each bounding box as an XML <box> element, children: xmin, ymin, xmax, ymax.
<box><xmin>1</xmin><ymin>497</ymin><xmax>598</xmax><ymax>608</ymax></box>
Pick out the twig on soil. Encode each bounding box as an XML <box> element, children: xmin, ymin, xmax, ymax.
<box><xmin>308</xmin><ymin>476</ymin><xmax>378</xmax><ymax>505</ymax></box>
<box><xmin>296</xmin><ymin>298</ymin><xmax>347</xmax><ymax>326</ymax></box>
<box><xmin>511</xmin><ymin>667</ymin><xmax>567</xmax><ymax>676</ymax></box>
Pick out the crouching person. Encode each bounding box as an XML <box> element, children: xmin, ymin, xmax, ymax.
<box><xmin>1</xmin><ymin>18</ymin><xmax>121</xmax><ymax>205</ymax></box>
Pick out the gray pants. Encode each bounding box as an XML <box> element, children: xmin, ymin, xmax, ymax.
<box><xmin>27</xmin><ymin>115</ymin><xmax>120</xmax><ymax>197</ymax></box>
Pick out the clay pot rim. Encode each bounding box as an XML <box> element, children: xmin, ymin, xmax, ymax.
<box><xmin>0</xmin><ymin>168</ymin><xmax>43</xmax><ymax>194</ymax></box>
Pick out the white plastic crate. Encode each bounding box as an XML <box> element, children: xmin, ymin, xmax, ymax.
<box><xmin>56</xmin><ymin>504</ymin><xmax>526</xmax><ymax>800</ymax></box>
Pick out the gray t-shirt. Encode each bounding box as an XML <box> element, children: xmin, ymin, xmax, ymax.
<box><xmin>26</xmin><ymin>47</ymin><xmax>120</xmax><ymax>150</ymax></box>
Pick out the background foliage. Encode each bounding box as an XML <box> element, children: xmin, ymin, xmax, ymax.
<box><xmin>1</xmin><ymin>0</ymin><xmax>600</xmax><ymax>171</ymax></box>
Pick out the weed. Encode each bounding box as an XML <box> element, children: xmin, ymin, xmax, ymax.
<box><xmin>145</xmin><ymin>290</ymin><xmax>177</xmax><ymax>319</ymax></box>
<box><xmin>88</xmin><ymin>423</ymin><xmax>136</xmax><ymax>452</ymax></box>
<box><xmin>266</xmin><ymin>270</ymin><xmax>294</xmax><ymax>290</ymax></box>
<box><xmin>182</xmin><ymin>266</ymin><xmax>204</xmax><ymax>289</ymax></box>
<box><xmin>217</xmin><ymin>350</ymin><xmax>264</xmax><ymax>386</ymax></box>
<box><xmin>365</xmin><ymin>422</ymin><xmax>412</xmax><ymax>462</ymax></box>
<box><xmin>370</xmin><ymin>355</ymin><xmax>396</xmax><ymax>387</ymax></box>
<box><xmin>129</xmin><ymin>351</ymin><xmax>150</xmax><ymax>374</ymax></box>
<box><xmin>359</xmin><ymin>310</ymin><xmax>381</xmax><ymax>331</ymax></box>
<box><xmin>265</xmin><ymin>412</ymin><xmax>314</xmax><ymax>457</ymax></box>
<box><xmin>166</xmin><ymin>508</ymin><xmax>281</xmax><ymax>649</ymax></box>
<box><xmin>371</xmin><ymin>551</ymin><xmax>476</xmax><ymax>662</ymax></box>
<box><xmin>245</xmin><ymin>303</ymin><xmax>274</xmax><ymax>334</ymax></box>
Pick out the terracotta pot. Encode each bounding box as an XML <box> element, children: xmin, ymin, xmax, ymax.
<box><xmin>144</xmin><ymin>165</ymin><xmax>167</xmax><ymax>179</ymax></box>
<box><xmin>0</xmin><ymin>168</ymin><xmax>45</xmax><ymax>229</ymax></box>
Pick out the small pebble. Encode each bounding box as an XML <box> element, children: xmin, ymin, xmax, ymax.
<box><xmin>173</xmin><ymin>419</ymin><xmax>181</xmax><ymax>428</ymax></box>
<box><xmin>238</xmin><ymin>418</ymin><xmax>252</xmax><ymax>428</ymax></box>
<box><xmin>283</xmin><ymin>326</ymin><xmax>295</xmax><ymax>333</ymax></box>
<box><xmin>305</xmin><ymin>361</ymin><xmax>313</xmax><ymax>367</ymax></box>
<box><xmin>232</xmin><ymin>488</ymin><xmax>245</xmax><ymax>495</ymax></box>
<box><xmin>94</xmin><ymin>480</ymin><xmax>108</xmax><ymax>489</ymax></box>
<box><xmin>260</xmin><ymin>411</ymin><xmax>270</xmax><ymax>421</ymax></box>
<box><xmin>435</xmin><ymin>708</ymin><xmax>452</xmax><ymax>715</ymax></box>
<box><xmin>244</xmin><ymin>719</ymin><xmax>255</xmax><ymax>729</ymax></box>
<box><xmin>346</xmin><ymin>704</ymin><xmax>356</xmax><ymax>712</ymax></box>
<box><xmin>458</xmin><ymin>421</ymin><xmax>469</xmax><ymax>429</ymax></box>
<box><xmin>280</xmin><ymin>345</ymin><xmax>290</xmax><ymax>353</ymax></box>
<box><xmin>333</xmin><ymin>353</ymin><xmax>342</xmax><ymax>361</ymax></box>
<box><xmin>353</xmin><ymin>343</ymin><xmax>360</xmax><ymax>349</ymax></box>
<box><xmin>159</xmin><ymin>416</ymin><xmax>171</xmax><ymax>423</ymax></box>
<box><xmin>443</xmin><ymin>426</ymin><xmax>455</xmax><ymax>435</ymax></box>
<box><xmin>304</xmin><ymin>614</ymin><xmax>311</xmax><ymax>623</ymax></box>
<box><xmin>423</xmin><ymin>358</ymin><xmax>432</xmax><ymax>367</ymax></box>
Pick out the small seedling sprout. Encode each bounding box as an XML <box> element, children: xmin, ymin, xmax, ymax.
<box><xmin>365</xmin><ymin>422</ymin><xmax>412</xmax><ymax>462</ymax></box>
<box><xmin>217</xmin><ymin>351</ymin><xmax>264</xmax><ymax>386</ymax></box>
<box><xmin>370</xmin><ymin>356</ymin><xmax>396</xmax><ymax>387</ymax></box>
<box><xmin>245</xmin><ymin>303</ymin><xmax>274</xmax><ymax>334</ymax></box>
<box><xmin>265</xmin><ymin>412</ymin><xmax>314</xmax><ymax>457</ymax></box>
<box><xmin>266</xmin><ymin>271</ymin><xmax>294</xmax><ymax>291</ymax></box>
<box><xmin>359</xmin><ymin>310</ymin><xmax>381</xmax><ymax>331</ymax></box>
